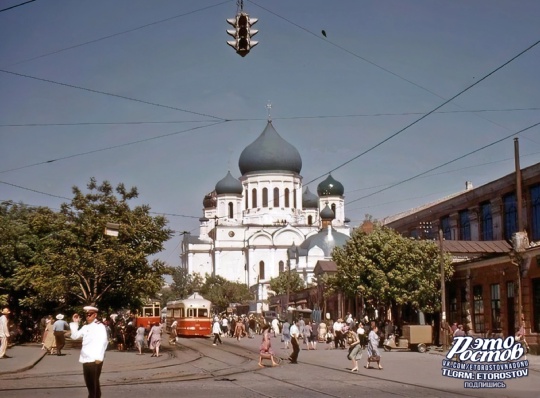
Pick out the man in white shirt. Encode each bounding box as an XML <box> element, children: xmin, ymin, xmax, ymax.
<box><xmin>289</xmin><ymin>319</ymin><xmax>300</xmax><ymax>364</ymax></box>
<box><xmin>169</xmin><ymin>319</ymin><xmax>178</xmax><ymax>344</ymax></box>
<box><xmin>70</xmin><ymin>306</ymin><xmax>109</xmax><ymax>398</ymax></box>
<box><xmin>333</xmin><ymin>318</ymin><xmax>345</xmax><ymax>349</ymax></box>
<box><xmin>0</xmin><ymin>308</ymin><xmax>11</xmax><ymax>359</ymax></box>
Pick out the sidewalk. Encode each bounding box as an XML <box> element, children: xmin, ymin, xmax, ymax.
<box><xmin>0</xmin><ymin>343</ymin><xmax>48</xmax><ymax>376</ymax></box>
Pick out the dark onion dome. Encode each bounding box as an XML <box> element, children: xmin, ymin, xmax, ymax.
<box><xmin>238</xmin><ymin>121</ymin><xmax>302</xmax><ymax>175</ymax></box>
<box><xmin>320</xmin><ymin>204</ymin><xmax>335</xmax><ymax>220</ymax></box>
<box><xmin>203</xmin><ymin>191</ymin><xmax>217</xmax><ymax>208</ymax></box>
<box><xmin>215</xmin><ymin>171</ymin><xmax>243</xmax><ymax>195</ymax></box>
<box><xmin>302</xmin><ymin>187</ymin><xmax>319</xmax><ymax>209</ymax></box>
<box><xmin>317</xmin><ymin>174</ymin><xmax>344</xmax><ymax>196</ymax></box>
<box><xmin>299</xmin><ymin>227</ymin><xmax>349</xmax><ymax>257</ymax></box>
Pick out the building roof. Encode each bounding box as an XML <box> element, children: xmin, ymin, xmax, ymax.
<box><xmin>442</xmin><ymin>240</ymin><xmax>512</xmax><ymax>254</ymax></box>
<box><xmin>317</xmin><ymin>174</ymin><xmax>344</xmax><ymax>196</ymax></box>
<box><xmin>238</xmin><ymin>121</ymin><xmax>302</xmax><ymax>175</ymax></box>
<box><xmin>215</xmin><ymin>171</ymin><xmax>243</xmax><ymax>195</ymax></box>
<box><xmin>314</xmin><ymin>260</ymin><xmax>337</xmax><ymax>275</ymax></box>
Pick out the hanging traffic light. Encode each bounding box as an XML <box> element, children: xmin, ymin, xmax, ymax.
<box><xmin>226</xmin><ymin>12</ymin><xmax>258</xmax><ymax>57</ymax></box>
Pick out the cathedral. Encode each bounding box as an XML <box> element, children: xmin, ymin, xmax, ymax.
<box><xmin>180</xmin><ymin>120</ymin><xmax>351</xmax><ymax>310</ymax></box>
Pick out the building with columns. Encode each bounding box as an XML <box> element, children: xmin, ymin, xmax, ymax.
<box><xmin>180</xmin><ymin>120</ymin><xmax>350</xmax><ymax>311</ymax></box>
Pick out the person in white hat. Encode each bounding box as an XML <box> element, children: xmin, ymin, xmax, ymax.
<box><xmin>70</xmin><ymin>305</ymin><xmax>108</xmax><ymax>398</ymax></box>
<box><xmin>0</xmin><ymin>308</ymin><xmax>11</xmax><ymax>359</ymax></box>
<box><xmin>52</xmin><ymin>313</ymin><xmax>69</xmax><ymax>356</ymax></box>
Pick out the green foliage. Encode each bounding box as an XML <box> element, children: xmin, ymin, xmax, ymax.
<box><xmin>269</xmin><ymin>270</ymin><xmax>305</xmax><ymax>295</ymax></box>
<box><xmin>0</xmin><ymin>178</ymin><xmax>173</xmax><ymax>314</ymax></box>
<box><xmin>199</xmin><ymin>274</ymin><xmax>251</xmax><ymax>313</ymax></box>
<box><xmin>167</xmin><ymin>267</ymin><xmax>204</xmax><ymax>301</ymax></box>
<box><xmin>332</xmin><ymin>224</ymin><xmax>453</xmax><ymax>314</ymax></box>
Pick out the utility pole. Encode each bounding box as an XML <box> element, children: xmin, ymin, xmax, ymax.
<box><xmin>439</xmin><ymin>229</ymin><xmax>448</xmax><ymax>351</ymax></box>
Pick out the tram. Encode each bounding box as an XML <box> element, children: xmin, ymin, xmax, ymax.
<box><xmin>135</xmin><ymin>298</ymin><xmax>161</xmax><ymax>329</ymax></box>
<box><xmin>166</xmin><ymin>292</ymin><xmax>212</xmax><ymax>337</ymax></box>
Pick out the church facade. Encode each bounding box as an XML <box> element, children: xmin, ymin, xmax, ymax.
<box><xmin>180</xmin><ymin>121</ymin><xmax>350</xmax><ymax>310</ymax></box>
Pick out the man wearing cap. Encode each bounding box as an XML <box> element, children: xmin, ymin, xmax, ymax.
<box><xmin>53</xmin><ymin>313</ymin><xmax>69</xmax><ymax>356</ymax></box>
<box><xmin>0</xmin><ymin>308</ymin><xmax>11</xmax><ymax>359</ymax></box>
<box><xmin>70</xmin><ymin>306</ymin><xmax>109</xmax><ymax>398</ymax></box>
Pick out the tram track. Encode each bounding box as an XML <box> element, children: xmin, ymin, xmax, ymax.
<box><xmin>0</xmin><ymin>337</ymin><xmax>516</xmax><ymax>397</ymax></box>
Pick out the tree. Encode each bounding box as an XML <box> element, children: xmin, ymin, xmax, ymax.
<box><xmin>269</xmin><ymin>271</ymin><xmax>305</xmax><ymax>295</ymax></box>
<box><xmin>11</xmin><ymin>178</ymin><xmax>173</xmax><ymax>313</ymax></box>
<box><xmin>199</xmin><ymin>274</ymin><xmax>251</xmax><ymax>313</ymax></box>
<box><xmin>167</xmin><ymin>267</ymin><xmax>203</xmax><ymax>301</ymax></box>
<box><xmin>331</xmin><ymin>224</ymin><xmax>453</xmax><ymax>319</ymax></box>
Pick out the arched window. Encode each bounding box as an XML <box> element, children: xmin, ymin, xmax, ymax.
<box><xmin>308</xmin><ymin>215</ymin><xmax>313</xmax><ymax>225</ymax></box>
<box><xmin>284</xmin><ymin>188</ymin><xmax>290</xmax><ymax>207</ymax></box>
<box><xmin>331</xmin><ymin>203</ymin><xmax>336</xmax><ymax>216</ymax></box>
<box><xmin>262</xmin><ymin>188</ymin><xmax>268</xmax><ymax>207</ymax></box>
<box><xmin>279</xmin><ymin>260</ymin><xmax>284</xmax><ymax>273</ymax></box>
<box><xmin>293</xmin><ymin>189</ymin><xmax>297</xmax><ymax>209</ymax></box>
<box><xmin>245</xmin><ymin>189</ymin><xmax>248</xmax><ymax>209</ymax></box>
<box><xmin>259</xmin><ymin>261</ymin><xmax>265</xmax><ymax>280</ymax></box>
<box><xmin>252</xmin><ymin>188</ymin><xmax>257</xmax><ymax>208</ymax></box>
<box><xmin>273</xmin><ymin>187</ymin><xmax>279</xmax><ymax>207</ymax></box>
<box><xmin>228</xmin><ymin>202</ymin><xmax>234</xmax><ymax>219</ymax></box>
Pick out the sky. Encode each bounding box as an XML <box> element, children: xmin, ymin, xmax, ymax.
<box><xmin>1</xmin><ymin>0</ymin><xmax>539</xmax><ymax>268</ymax></box>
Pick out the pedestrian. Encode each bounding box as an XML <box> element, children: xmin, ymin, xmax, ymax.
<box><xmin>365</xmin><ymin>324</ymin><xmax>382</xmax><ymax>370</ymax></box>
<box><xmin>53</xmin><ymin>314</ymin><xmax>69</xmax><ymax>356</ymax></box>
<box><xmin>259</xmin><ymin>324</ymin><xmax>279</xmax><ymax>367</ymax></box>
<box><xmin>212</xmin><ymin>317</ymin><xmax>223</xmax><ymax>345</ymax></box>
<box><xmin>221</xmin><ymin>316</ymin><xmax>229</xmax><ymax>337</ymax></box>
<box><xmin>147</xmin><ymin>322</ymin><xmax>162</xmax><ymax>357</ymax></box>
<box><xmin>69</xmin><ymin>306</ymin><xmax>109</xmax><ymax>398</ymax></box>
<box><xmin>345</xmin><ymin>326</ymin><xmax>361</xmax><ymax>372</ymax></box>
<box><xmin>357</xmin><ymin>322</ymin><xmax>367</xmax><ymax>349</ymax></box>
<box><xmin>333</xmin><ymin>318</ymin><xmax>345</xmax><ymax>349</ymax></box>
<box><xmin>169</xmin><ymin>319</ymin><xmax>178</xmax><ymax>345</ymax></box>
<box><xmin>453</xmin><ymin>324</ymin><xmax>466</xmax><ymax>338</ymax></box>
<box><xmin>289</xmin><ymin>319</ymin><xmax>300</xmax><ymax>364</ymax></box>
<box><xmin>317</xmin><ymin>320</ymin><xmax>327</xmax><ymax>343</ymax></box>
<box><xmin>43</xmin><ymin>315</ymin><xmax>57</xmax><ymax>354</ymax></box>
<box><xmin>0</xmin><ymin>308</ymin><xmax>11</xmax><ymax>359</ymax></box>
<box><xmin>135</xmin><ymin>324</ymin><xmax>146</xmax><ymax>355</ymax></box>
<box><xmin>281</xmin><ymin>319</ymin><xmax>291</xmax><ymax>349</ymax></box>
<box><xmin>309</xmin><ymin>321</ymin><xmax>318</xmax><ymax>350</ymax></box>
<box><xmin>271</xmin><ymin>316</ymin><xmax>280</xmax><ymax>338</ymax></box>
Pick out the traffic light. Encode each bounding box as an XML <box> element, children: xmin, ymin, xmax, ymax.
<box><xmin>226</xmin><ymin>12</ymin><xmax>258</xmax><ymax>57</ymax></box>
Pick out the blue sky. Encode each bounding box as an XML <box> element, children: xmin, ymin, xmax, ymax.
<box><xmin>1</xmin><ymin>0</ymin><xmax>539</xmax><ymax>267</ymax></box>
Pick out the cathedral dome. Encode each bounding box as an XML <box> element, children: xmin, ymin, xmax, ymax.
<box><xmin>320</xmin><ymin>204</ymin><xmax>335</xmax><ymax>220</ymax></box>
<box><xmin>203</xmin><ymin>191</ymin><xmax>217</xmax><ymax>208</ymax></box>
<box><xmin>317</xmin><ymin>174</ymin><xmax>344</xmax><ymax>196</ymax></box>
<box><xmin>299</xmin><ymin>227</ymin><xmax>349</xmax><ymax>257</ymax></box>
<box><xmin>215</xmin><ymin>171</ymin><xmax>243</xmax><ymax>195</ymax></box>
<box><xmin>302</xmin><ymin>187</ymin><xmax>319</xmax><ymax>209</ymax></box>
<box><xmin>238</xmin><ymin>121</ymin><xmax>302</xmax><ymax>176</ymax></box>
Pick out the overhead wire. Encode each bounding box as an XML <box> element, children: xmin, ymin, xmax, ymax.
<box><xmin>0</xmin><ymin>0</ymin><xmax>36</xmax><ymax>13</ymax></box>
<box><xmin>302</xmin><ymin>39</ymin><xmax>540</xmax><ymax>187</ymax></box>
<box><xmin>0</xmin><ymin>69</ymin><xmax>227</xmax><ymax>121</ymax></box>
<box><xmin>0</xmin><ymin>121</ymin><xmax>227</xmax><ymax>174</ymax></box>
<box><xmin>4</xmin><ymin>0</ymin><xmax>231</xmax><ymax>67</ymax></box>
<box><xmin>1</xmin><ymin>107</ymin><xmax>539</xmax><ymax>128</ymax></box>
<box><xmin>346</xmin><ymin>121</ymin><xmax>540</xmax><ymax>206</ymax></box>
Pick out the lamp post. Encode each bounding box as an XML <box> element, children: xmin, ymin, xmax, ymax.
<box><xmin>439</xmin><ymin>229</ymin><xmax>448</xmax><ymax>351</ymax></box>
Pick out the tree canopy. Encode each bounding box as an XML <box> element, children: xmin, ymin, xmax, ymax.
<box><xmin>269</xmin><ymin>270</ymin><xmax>305</xmax><ymax>295</ymax></box>
<box><xmin>199</xmin><ymin>274</ymin><xmax>252</xmax><ymax>313</ymax></box>
<box><xmin>0</xmin><ymin>178</ymin><xmax>173</xmax><ymax>314</ymax></box>
<box><xmin>331</xmin><ymin>224</ymin><xmax>453</xmax><ymax>317</ymax></box>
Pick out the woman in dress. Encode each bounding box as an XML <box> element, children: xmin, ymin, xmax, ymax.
<box><xmin>281</xmin><ymin>320</ymin><xmax>291</xmax><ymax>350</ymax></box>
<box><xmin>147</xmin><ymin>322</ymin><xmax>162</xmax><ymax>357</ymax></box>
<box><xmin>258</xmin><ymin>324</ymin><xmax>278</xmax><ymax>367</ymax></box>
<box><xmin>318</xmin><ymin>321</ymin><xmax>327</xmax><ymax>343</ymax></box>
<box><xmin>366</xmin><ymin>324</ymin><xmax>382</xmax><ymax>370</ymax></box>
<box><xmin>42</xmin><ymin>316</ymin><xmax>57</xmax><ymax>355</ymax></box>
<box><xmin>135</xmin><ymin>324</ymin><xmax>146</xmax><ymax>355</ymax></box>
<box><xmin>345</xmin><ymin>326</ymin><xmax>361</xmax><ymax>372</ymax></box>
